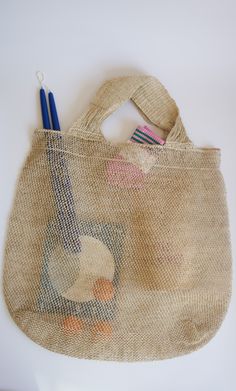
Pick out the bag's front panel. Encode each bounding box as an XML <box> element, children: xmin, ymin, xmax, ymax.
<box><xmin>4</xmin><ymin>75</ymin><xmax>232</xmax><ymax>361</ymax></box>
<box><xmin>4</xmin><ymin>130</ymin><xmax>231</xmax><ymax>361</ymax></box>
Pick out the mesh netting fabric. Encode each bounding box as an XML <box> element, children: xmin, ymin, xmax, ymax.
<box><xmin>3</xmin><ymin>75</ymin><xmax>232</xmax><ymax>360</ymax></box>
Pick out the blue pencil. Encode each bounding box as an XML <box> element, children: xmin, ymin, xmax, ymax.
<box><xmin>40</xmin><ymin>87</ymin><xmax>51</xmax><ymax>129</ymax></box>
<box><xmin>48</xmin><ymin>90</ymin><xmax>61</xmax><ymax>131</ymax></box>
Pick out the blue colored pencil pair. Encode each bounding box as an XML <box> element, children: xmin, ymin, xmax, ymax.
<box><xmin>40</xmin><ymin>87</ymin><xmax>60</xmax><ymax>131</ymax></box>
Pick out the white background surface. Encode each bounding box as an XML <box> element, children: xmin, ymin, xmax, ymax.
<box><xmin>0</xmin><ymin>1</ymin><xmax>236</xmax><ymax>390</ymax></box>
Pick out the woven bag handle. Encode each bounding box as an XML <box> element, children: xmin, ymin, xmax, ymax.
<box><xmin>69</xmin><ymin>75</ymin><xmax>191</xmax><ymax>143</ymax></box>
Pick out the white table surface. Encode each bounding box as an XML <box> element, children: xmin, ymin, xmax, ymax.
<box><xmin>0</xmin><ymin>1</ymin><xmax>235</xmax><ymax>390</ymax></box>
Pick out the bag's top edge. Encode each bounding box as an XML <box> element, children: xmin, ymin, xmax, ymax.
<box><xmin>32</xmin><ymin>129</ymin><xmax>221</xmax><ymax>170</ymax></box>
<box><xmin>34</xmin><ymin>129</ymin><xmax>221</xmax><ymax>154</ymax></box>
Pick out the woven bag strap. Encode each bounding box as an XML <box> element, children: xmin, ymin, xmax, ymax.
<box><xmin>69</xmin><ymin>75</ymin><xmax>191</xmax><ymax>143</ymax></box>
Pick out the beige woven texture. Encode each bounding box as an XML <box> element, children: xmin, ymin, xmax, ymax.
<box><xmin>4</xmin><ymin>75</ymin><xmax>232</xmax><ymax>361</ymax></box>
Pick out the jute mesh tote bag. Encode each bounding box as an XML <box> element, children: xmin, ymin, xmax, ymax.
<box><xmin>4</xmin><ymin>75</ymin><xmax>232</xmax><ymax>361</ymax></box>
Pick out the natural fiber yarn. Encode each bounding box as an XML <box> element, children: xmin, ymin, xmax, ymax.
<box><xmin>3</xmin><ymin>75</ymin><xmax>232</xmax><ymax>361</ymax></box>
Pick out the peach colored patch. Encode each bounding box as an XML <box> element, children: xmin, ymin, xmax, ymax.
<box><xmin>92</xmin><ymin>320</ymin><xmax>113</xmax><ymax>338</ymax></box>
<box><xmin>93</xmin><ymin>278</ymin><xmax>114</xmax><ymax>302</ymax></box>
<box><xmin>63</xmin><ymin>316</ymin><xmax>85</xmax><ymax>332</ymax></box>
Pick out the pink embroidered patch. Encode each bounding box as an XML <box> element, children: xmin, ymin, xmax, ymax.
<box><xmin>106</xmin><ymin>154</ymin><xmax>145</xmax><ymax>189</ymax></box>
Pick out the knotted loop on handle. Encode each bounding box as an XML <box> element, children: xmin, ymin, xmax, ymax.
<box><xmin>69</xmin><ymin>75</ymin><xmax>191</xmax><ymax>144</ymax></box>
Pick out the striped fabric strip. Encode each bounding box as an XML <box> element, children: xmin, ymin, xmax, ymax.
<box><xmin>130</xmin><ymin>125</ymin><xmax>165</xmax><ymax>145</ymax></box>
